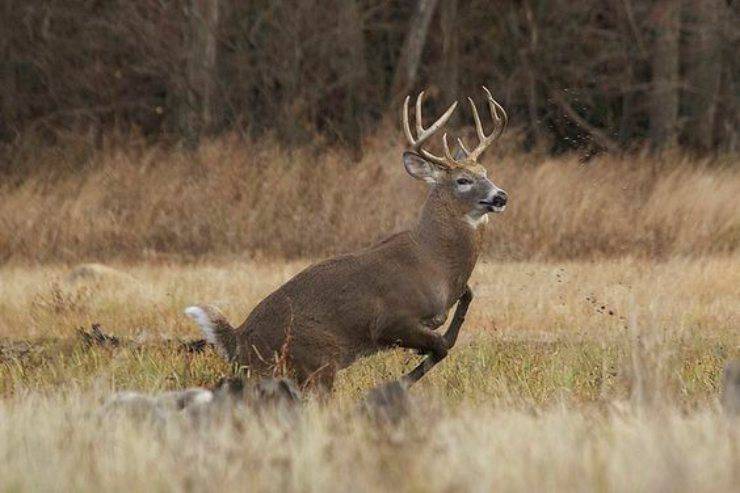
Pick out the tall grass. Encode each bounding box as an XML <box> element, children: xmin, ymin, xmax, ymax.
<box><xmin>1</xmin><ymin>258</ymin><xmax>738</xmax><ymax>492</ymax></box>
<box><xmin>1</xmin><ymin>392</ymin><xmax>737</xmax><ymax>493</ymax></box>
<box><xmin>1</xmin><ymin>231</ymin><xmax>738</xmax><ymax>491</ymax></box>
<box><xmin>1</xmin><ymin>258</ymin><xmax>736</xmax><ymax>401</ymax></box>
<box><xmin>1</xmin><ymin>135</ymin><xmax>738</xmax><ymax>263</ymax></box>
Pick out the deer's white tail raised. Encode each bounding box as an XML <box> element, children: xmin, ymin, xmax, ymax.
<box><xmin>184</xmin><ymin>305</ymin><xmax>237</xmax><ymax>361</ymax></box>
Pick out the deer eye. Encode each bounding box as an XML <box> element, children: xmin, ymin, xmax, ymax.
<box><xmin>456</xmin><ymin>177</ymin><xmax>473</xmax><ymax>186</ymax></box>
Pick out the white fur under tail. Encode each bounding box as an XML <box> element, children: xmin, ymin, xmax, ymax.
<box><xmin>184</xmin><ymin>306</ymin><xmax>218</xmax><ymax>345</ymax></box>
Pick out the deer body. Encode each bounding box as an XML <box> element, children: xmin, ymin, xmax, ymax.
<box><xmin>186</xmin><ymin>88</ymin><xmax>508</xmax><ymax>390</ymax></box>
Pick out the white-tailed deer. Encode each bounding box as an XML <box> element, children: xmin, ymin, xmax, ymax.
<box><xmin>185</xmin><ymin>87</ymin><xmax>508</xmax><ymax>391</ymax></box>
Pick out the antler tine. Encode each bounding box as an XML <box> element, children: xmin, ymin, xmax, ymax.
<box><xmin>456</xmin><ymin>137</ymin><xmax>471</xmax><ymax>157</ymax></box>
<box><xmin>442</xmin><ymin>133</ymin><xmax>456</xmax><ymax>163</ymax></box>
<box><xmin>466</xmin><ymin>86</ymin><xmax>508</xmax><ymax>162</ymax></box>
<box><xmin>421</xmin><ymin>100</ymin><xmax>459</xmax><ymax>146</ymax></box>
<box><xmin>420</xmin><ymin>146</ymin><xmax>451</xmax><ymax>166</ymax></box>
<box><xmin>468</xmin><ymin>96</ymin><xmax>486</xmax><ymax>142</ymax></box>
<box><xmin>415</xmin><ymin>91</ymin><xmax>425</xmax><ymax>135</ymax></box>
<box><xmin>402</xmin><ymin>95</ymin><xmax>415</xmax><ymax>146</ymax></box>
<box><xmin>402</xmin><ymin>91</ymin><xmax>459</xmax><ymax>167</ymax></box>
<box><xmin>482</xmin><ymin>85</ymin><xmax>508</xmax><ymax>139</ymax></box>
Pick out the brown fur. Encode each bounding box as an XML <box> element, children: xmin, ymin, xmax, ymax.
<box><xmin>186</xmin><ymin>98</ymin><xmax>507</xmax><ymax>388</ymax></box>
<box><xmin>187</xmin><ymin>150</ymin><xmax>504</xmax><ymax>391</ymax></box>
<box><xmin>244</xmin><ymin>191</ymin><xmax>481</xmax><ymax>386</ymax></box>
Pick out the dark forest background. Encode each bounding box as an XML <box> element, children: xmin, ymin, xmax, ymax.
<box><xmin>0</xmin><ymin>0</ymin><xmax>738</xmax><ymax>168</ymax></box>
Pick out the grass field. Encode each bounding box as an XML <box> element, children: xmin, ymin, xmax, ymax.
<box><xmin>1</xmin><ymin>256</ymin><xmax>738</xmax><ymax>491</ymax></box>
<box><xmin>1</xmin><ymin>143</ymin><xmax>739</xmax><ymax>491</ymax></box>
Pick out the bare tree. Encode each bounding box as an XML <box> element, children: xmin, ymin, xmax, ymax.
<box><xmin>440</xmin><ymin>0</ymin><xmax>459</xmax><ymax>107</ymax></box>
<box><xmin>649</xmin><ymin>0</ymin><xmax>681</xmax><ymax>150</ymax></box>
<box><xmin>0</xmin><ymin>10</ymin><xmax>16</xmax><ymax>142</ymax></box>
<box><xmin>335</xmin><ymin>0</ymin><xmax>368</xmax><ymax>151</ymax></box>
<box><xmin>0</xmin><ymin>0</ymin><xmax>736</xmax><ymax>157</ymax></box>
<box><xmin>522</xmin><ymin>0</ymin><xmax>543</xmax><ymax>149</ymax></box>
<box><xmin>682</xmin><ymin>0</ymin><xmax>723</xmax><ymax>152</ymax></box>
<box><xmin>391</xmin><ymin>0</ymin><xmax>440</xmax><ymax>102</ymax></box>
<box><xmin>178</xmin><ymin>0</ymin><xmax>220</xmax><ymax>147</ymax></box>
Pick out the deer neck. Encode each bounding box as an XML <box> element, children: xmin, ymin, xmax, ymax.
<box><xmin>413</xmin><ymin>188</ymin><xmax>483</xmax><ymax>299</ymax></box>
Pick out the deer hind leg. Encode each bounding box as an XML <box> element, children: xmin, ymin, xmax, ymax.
<box><xmin>305</xmin><ymin>364</ymin><xmax>336</xmax><ymax>398</ymax></box>
<box><xmin>289</xmin><ymin>360</ymin><xmax>337</xmax><ymax>403</ymax></box>
<box><xmin>289</xmin><ymin>337</ymin><xmax>341</xmax><ymax>395</ymax></box>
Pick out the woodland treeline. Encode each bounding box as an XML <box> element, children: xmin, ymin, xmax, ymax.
<box><xmin>0</xmin><ymin>0</ymin><xmax>737</xmax><ymax>164</ymax></box>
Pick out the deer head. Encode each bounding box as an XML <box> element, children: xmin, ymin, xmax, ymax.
<box><xmin>402</xmin><ymin>87</ymin><xmax>509</xmax><ymax>226</ymax></box>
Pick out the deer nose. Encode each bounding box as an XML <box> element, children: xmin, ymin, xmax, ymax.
<box><xmin>491</xmin><ymin>190</ymin><xmax>508</xmax><ymax>207</ymax></box>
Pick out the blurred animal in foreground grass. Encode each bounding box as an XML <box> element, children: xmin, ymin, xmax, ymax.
<box><xmin>185</xmin><ymin>88</ymin><xmax>509</xmax><ymax>393</ymax></box>
<box><xmin>722</xmin><ymin>359</ymin><xmax>740</xmax><ymax>415</ymax></box>
<box><xmin>103</xmin><ymin>377</ymin><xmax>301</xmax><ymax>423</ymax></box>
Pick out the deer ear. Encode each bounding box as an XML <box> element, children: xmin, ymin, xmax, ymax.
<box><xmin>403</xmin><ymin>152</ymin><xmax>442</xmax><ymax>184</ymax></box>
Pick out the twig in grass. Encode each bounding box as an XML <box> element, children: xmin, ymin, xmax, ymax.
<box><xmin>77</xmin><ymin>323</ymin><xmax>121</xmax><ymax>348</ymax></box>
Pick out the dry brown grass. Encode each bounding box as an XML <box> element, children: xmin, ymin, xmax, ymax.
<box><xmin>0</xmin><ymin>258</ymin><xmax>738</xmax><ymax>492</ymax></box>
<box><xmin>1</xmin><ymin>394</ymin><xmax>737</xmax><ymax>493</ymax></box>
<box><xmin>1</xmin><ymin>140</ymin><xmax>739</xmax><ymax>491</ymax></box>
<box><xmin>1</xmin><ymin>257</ymin><xmax>737</xmax><ymax>398</ymax></box>
<box><xmin>1</xmin><ymin>256</ymin><xmax>737</xmax><ymax>341</ymax></box>
<box><xmin>1</xmin><ymin>136</ymin><xmax>738</xmax><ymax>263</ymax></box>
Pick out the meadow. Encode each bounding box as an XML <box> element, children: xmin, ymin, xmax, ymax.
<box><xmin>1</xmin><ymin>141</ymin><xmax>739</xmax><ymax>492</ymax></box>
<box><xmin>1</xmin><ymin>136</ymin><xmax>738</xmax><ymax>263</ymax></box>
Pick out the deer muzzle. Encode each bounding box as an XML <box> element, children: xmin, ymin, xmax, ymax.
<box><xmin>479</xmin><ymin>190</ymin><xmax>508</xmax><ymax>212</ymax></box>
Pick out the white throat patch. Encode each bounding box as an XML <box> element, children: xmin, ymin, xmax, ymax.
<box><xmin>464</xmin><ymin>213</ymin><xmax>489</xmax><ymax>228</ymax></box>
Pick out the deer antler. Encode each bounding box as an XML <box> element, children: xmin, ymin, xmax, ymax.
<box><xmin>402</xmin><ymin>91</ymin><xmax>459</xmax><ymax>168</ymax></box>
<box><xmin>460</xmin><ymin>86</ymin><xmax>508</xmax><ymax>163</ymax></box>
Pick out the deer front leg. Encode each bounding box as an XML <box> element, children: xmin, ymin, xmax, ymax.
<box><xmin>363</xmin><ymin>287</ymin><xmax>474</xmax><ymax>410</ymax></box>
<box><xmin>380</xmin><ymin>286</ymin><xmax>474</xmax><ymax>388</ymax></box>
<box><xmin>441</xmin><ymin>286</ymin><xmax>473</xmax><ymax>349</ymax></box>
<box><xmin>399</xmin><ymin>286</ymin><xmax>473</xmax><ymax>386</ymax></box>
<box><xmin>382</xmin><ymin>321</ymin><xmax>449</xmax><ymax>362</ymax></box>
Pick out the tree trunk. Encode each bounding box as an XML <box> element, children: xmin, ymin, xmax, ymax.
<box><xmin>390</xmin><ymin>0</ymin><xmax>440</xmax><ymax>103</ymax></box>
<box><xmin>338</xmin><ymin>0</ymin><xmax>367</xmax><ymax>155</ymax></box>
<box><xmin>714</xmin><ymin>0</ymin><xmax>739</xmax><ymax>153</ymax></box>
<box><xmin>715</xmin><ymin>54</ymin><xmax>739</xmax><ymax>153</ymax></box>
<box><xmin>682</xmin><ymin>0</ymin><xmax>723</xmax><ymax>152</ymax></box>
<box><xmin>0</xmin><ymin>50</ymin><xmax>16</xmax><ymax>143</ymax></box>
<box><xmin>0</xmin><ymin>3</ymin><xmax>16</xmax><ymax>143</ymax></box>
<box><xmin>178</xmin><ymin>0</ymin><xmax>219</xmax><ymax>147</ymax></box>
<box><xmin>649</xmin><ymin>0</ymin><xmax>681</xmax><ymax>150</ymax></box>
<box><xmin>522</xmin><ymin>0</ymin><xmax>543</xmax><ymax>150</ymax></box>
<box><xmin>440</xmin><ymin>0</ymin><xmax>459</xmax><ymax>108</ymax></box>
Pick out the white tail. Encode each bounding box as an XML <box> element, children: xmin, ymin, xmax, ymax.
<box><xmin>184</xmin><ymin>305</ymin><xmax>237</xmax><ymax>361</ymax></box>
